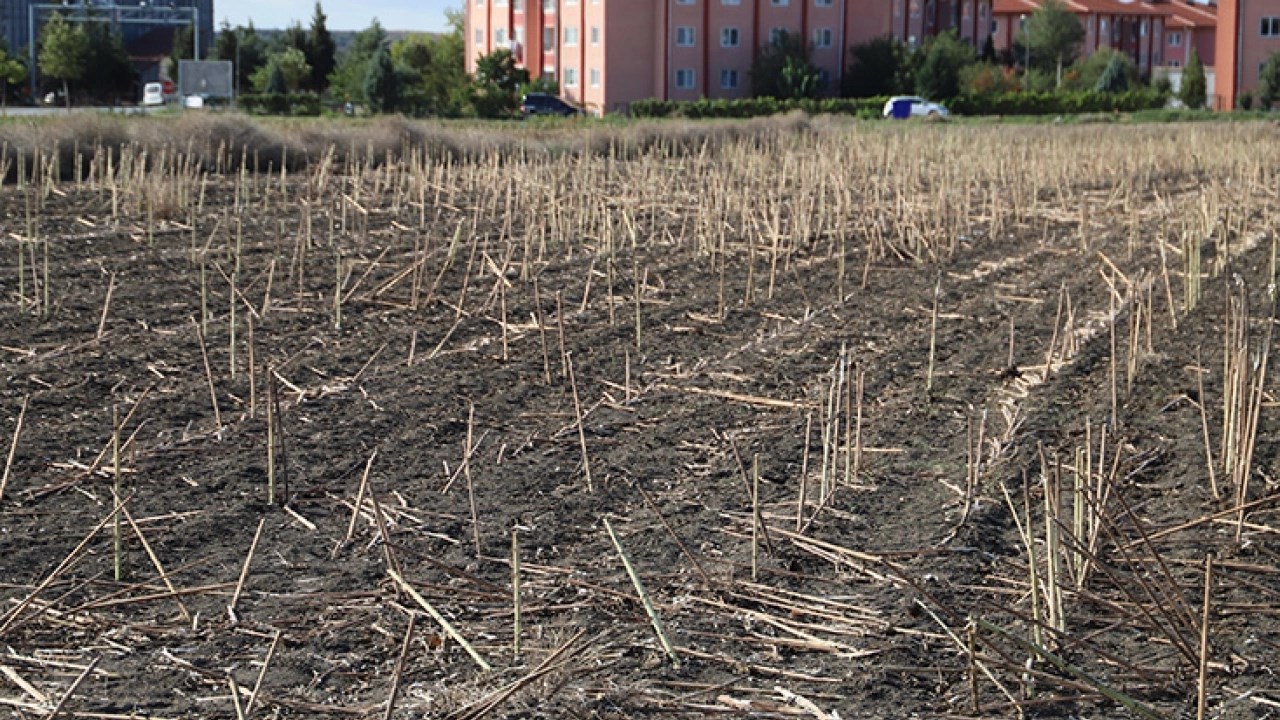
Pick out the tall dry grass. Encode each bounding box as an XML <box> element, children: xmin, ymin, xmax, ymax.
<box><xmin>0</xmin><ymin>111</ymin><xmax>818</xmax><ymax>183</ymax></box>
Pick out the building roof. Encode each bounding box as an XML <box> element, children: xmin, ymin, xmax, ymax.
<box><xmin>1162</xmin><ymin>0</ymin><xmax>1216</xmax><ymax>28</ymax></box>
<box><xmin>993</xmin><ymin>0</ymin><xmax>1177</xmax><ymax>16</ymax></box>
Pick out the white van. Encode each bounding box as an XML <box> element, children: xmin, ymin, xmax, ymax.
<box><xmin>142</xmin><ymin>82</ymin><xmax>164</xmax><ymax>106</ymax></box>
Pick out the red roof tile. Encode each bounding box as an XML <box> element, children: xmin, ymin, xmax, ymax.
<box><xmin>1162</xmin><ymin>1</ymin><xmax>1216</xmax><ymax>28</ymax></box>
<box><xmin>994</xmin><ymin>0</ymin><xmax>1174</xmax><ymax>16</ymax></box>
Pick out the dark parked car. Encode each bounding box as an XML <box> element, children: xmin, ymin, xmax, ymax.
<box><xmin>520</xmin><ymin>93</ymin><xmax>583</xmax><ymax>117</ymax></box>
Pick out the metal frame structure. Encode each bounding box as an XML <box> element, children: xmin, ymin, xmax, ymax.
<box><xmin>27</xmin><ymin>2</ymin><xmax>200</xmax><ymax>98</ymax></box>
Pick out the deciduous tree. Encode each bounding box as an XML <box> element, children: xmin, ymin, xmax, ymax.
<box><xmin>915</xmin><ymin>31</ymin><xmax>972</xmax><ymax>100</ymax></box>
<box><xmin>39</xmin><ymin>13</ymin><xmax>90</xmax><ymax>108</ymax></box>
<box><xmin>750</xmin><ymin>30</ymin><xmax>820</xmax><ymax>99</ymax></box>
<box><xmin>1257</xmin><ymin>53</ymin><xmax>1280</xmax><ymax>109</ymax></box>
<box><xmin>0</xmin><ymin>45</ymin><xmax>26</xmax><ymax>110</ymax></box>
<box><xmin>251</xmin><ymin>47</ymin><xmax>310</xmax><ymax>93</ymax></box>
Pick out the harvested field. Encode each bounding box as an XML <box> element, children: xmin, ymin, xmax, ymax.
<box><xmin>2</xmin><ymin>116</ymin><xmax>1280</xmax><ymax>718</ymax></box>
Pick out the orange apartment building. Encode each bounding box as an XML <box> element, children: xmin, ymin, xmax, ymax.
<box><xmin>467</xmin><ymin>0</ymin><xmax>1276</xmax><ymax>113</ymax></box>
<box><xmin>1216</xmin><ymin>0</ymin><xmax>1280</xmax><ymax>107</ymax></box>
<box><xmin>465</xmin><ymin>0</ymin><xmax>992</xmax><ymax>114</ymax></box>
<box><xmin>993</xmin><ymin>0</ymin><xmax>1169</xmax><ymax>75</ymax></box>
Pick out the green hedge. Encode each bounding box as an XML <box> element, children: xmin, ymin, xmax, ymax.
<box><xmin>628</xmin><ymin>90</ymin><xmax>1168</xmax><ymax>119</ymax></box>
<box><xmin>238</xmin><ymin>92</ymin><xmax>323</xmax><ymax>116</ymax></box>
<box><xmin>948</xmin><ymin>89</ymin><xmax>1169</xmax><ymax>115</ymax></box>
<box><xmin>630</xmin><ymin>96</ymin><xmax>889</xmax><ymax>119</ymax></box>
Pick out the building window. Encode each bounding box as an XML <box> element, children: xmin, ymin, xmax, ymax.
<box><xmin>1168</xmin><ymin>31</ymin><xmax>1181</xmax><ymax>46</ymax></box>
<box><xmin>675</xmin><ymin>68</ymin><xmax>695</xmax><ymax>88</ymax></box>
<box><xmin>476</xmin><ymin>0</ymin><xmax>484</xmax><ymax>5</ymax></box>
<box><xmin>514</xmin><ymin>27</ymin><xmax>525</xmax><ymax>43</ymax></box>
<box><xmin>566</xmin><ymin>0</ymin><xmax>577</xmax><ymax>5</ymax></box>
<box><xmin>590</xmin><ymin>67</ymin><xmax>600</xmax><ymax>87</ymax></box>
<box><xmin>565</xmin><ymin>26</ymin><xmax>579</xmax><ymax>45</ymax></box>
<box><xmin>677</xmin><ymin>0</ymin><xmax>695</xmax><ymax>4</ymax></box>
<box><xmin>721</xmin><ymin>27</ymin><xmax>740</xmax><ymax>47</ymax></box>
<box><xmin>496</xmin><ymin>28</ymin><xmax>506</xmax><ymax>45</ymax></box>
<box><xmin>720</xmin><ymin>69</ymin><xmax>739</xmax><ymax>88</ymax></box>
<box><xmin>1263</xmin><ymin>17</ymin><xmax>1280</xmax><ymax>37</ymax></box>
<box><xmin>496</xmin><ymin>0</ymin><xmax>507</xmax><ymax>5</ymax></box>
<box><xmin>812</xmin><ymin>27</ymin><xmax>833</xmax><ymax>48</ymax></box>
<box><xmin>543</xmin><ymin>66</ymin><xmax>556</xmax><ymax>77</ymax></box>
<box><xmin>515</xmin><ymin>0</ymin><xmax>525</xmax><ymax>9</ymax></box>
<box><xmin>543</xmin><ymin>0</ymin><xmax>555</xmax><ymax>11</ymax></box>
<box><xmin>723</xmin><ymin>0</ymin><xmax>741</xmax><ymax>4</ymax></box>
<box><xmin>591</xmin><ymin>26</ymin><xmax>600</xmax><ymax>45</ymax></box>
<box><xmin>816</xmin><ymin>0</ymin><xmax>833</xmax><ymax>6</ymax></box>
<box><xmin>565</xmin><ymin>67</ymin><xmax>578</xmax><ymax>87</ymax></box>
<box><xmin>771</xmin><ymin>0</ymin><xmax>789</xmax><ymax>5</ymax></box>
<box><xmin>769</xmin><ymin>27</ymin><xmax>786</xmax><ymax>44</ymax></box>
<box><xmin>475</xmin><ymin>29</ymin><xmax>484</xmax><ymax>44</ymax></box>
<box><xmin>544</xmin><ymin>28</ymin><xmax>555</xmax><ymax>48</ymax></box>
<box><xmin>676</xmin><ymin>26</ymin><xmax>696</xmax><ymax>46</ymax></box>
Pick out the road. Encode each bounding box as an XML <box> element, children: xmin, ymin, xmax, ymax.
<box><xmin>0</xmin><ymin>106</ymin><xmax>165</xmax><ymax>118</ymax></box>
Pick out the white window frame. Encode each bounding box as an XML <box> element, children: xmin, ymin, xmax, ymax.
<box><xmin>676</xmin><ymin>26</ymin><xmax>696</xmax><ymax>46</ymax></box>
<box><xmin>812</xmin><ymin>27</ymin><xmax>832</xmax><ymax>48</ymax></box>
<box><xmin>564</xmin><ymin>26</ymin><xmax>579</xmax><ymax>46</ymax></box>
<box><xmin>675</xmin><ymin>68</ymin><xmax>695</xmax><ymax>88</ymax></box>
<box><xmin>721</xmin><ymin>27</ymin><xmax>740</xmax><ymax>47</ymax></box>
<box><xmin>720</xmin><ymin>68</ymin><xmax>739</xmax><ymax>88</ymax></box>
<box><xmin>564</xmin><ymin>66</ymin><xmax>578</xmax><ymax>87</ymax></box>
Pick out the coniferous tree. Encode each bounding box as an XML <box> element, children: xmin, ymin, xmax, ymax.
<box><xmin>307</xmin><ymin>3</ymin><xmax>336</xmax><ymax>93</ymax></box>
<box><xmin>363</xmin><ymin>45</ymin><xmax>400</xmax><ymax>113</ymax></box>
<box><xmin>1025</xmin><ymin>0</ymin><xmax>1084</xmax><ymax>88</ymax></box>
<box><xmin>1180</xmin><ymin>47</ymin><xmax>1206</xmax><ymax>109</ymax></box>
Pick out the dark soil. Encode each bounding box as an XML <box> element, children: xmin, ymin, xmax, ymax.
<box><xmin>1</xmin><ymin>137</ymin><xmax>1279</xmax><ymax>720</ymax></box>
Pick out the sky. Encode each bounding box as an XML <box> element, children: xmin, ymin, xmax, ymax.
<box><xmin>213</xmin><ymin>0</ymin><xmax>460</xmax><ymax>32</ymax></box>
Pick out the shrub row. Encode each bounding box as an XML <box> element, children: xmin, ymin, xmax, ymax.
<box><xmin>630</xmin><ymin>96</ymin><xmax>888</xmax><ymax>119</ymax></box>
<box><xmin>948</xmin><ymin>89</ymin><xmax>1169</xmax><ymax>115</ymax></box>
<box><xmin>238</xmin><ymin>93</ymin><xmax>323</xmax><ymax>116</ymax></box>
<box><xmin>629</xmin><ymin>90</ymin><xmax>1169</xmax><ymax>119</ymax></box>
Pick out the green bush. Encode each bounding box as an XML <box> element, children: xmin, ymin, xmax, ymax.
<box><xmin>629</xmin><ymin>96</ymin><xmax>887</xmax><ymax>119</ymax></box>
<box><xmin>948</xmin><ymin>89</ymin><xmax>1167</xmax><ymax>116</ymax></box>
<box><xmin>238</xmin><ymin>92</ymin><xmax>322</xmax><ymax>116</ymax></box>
